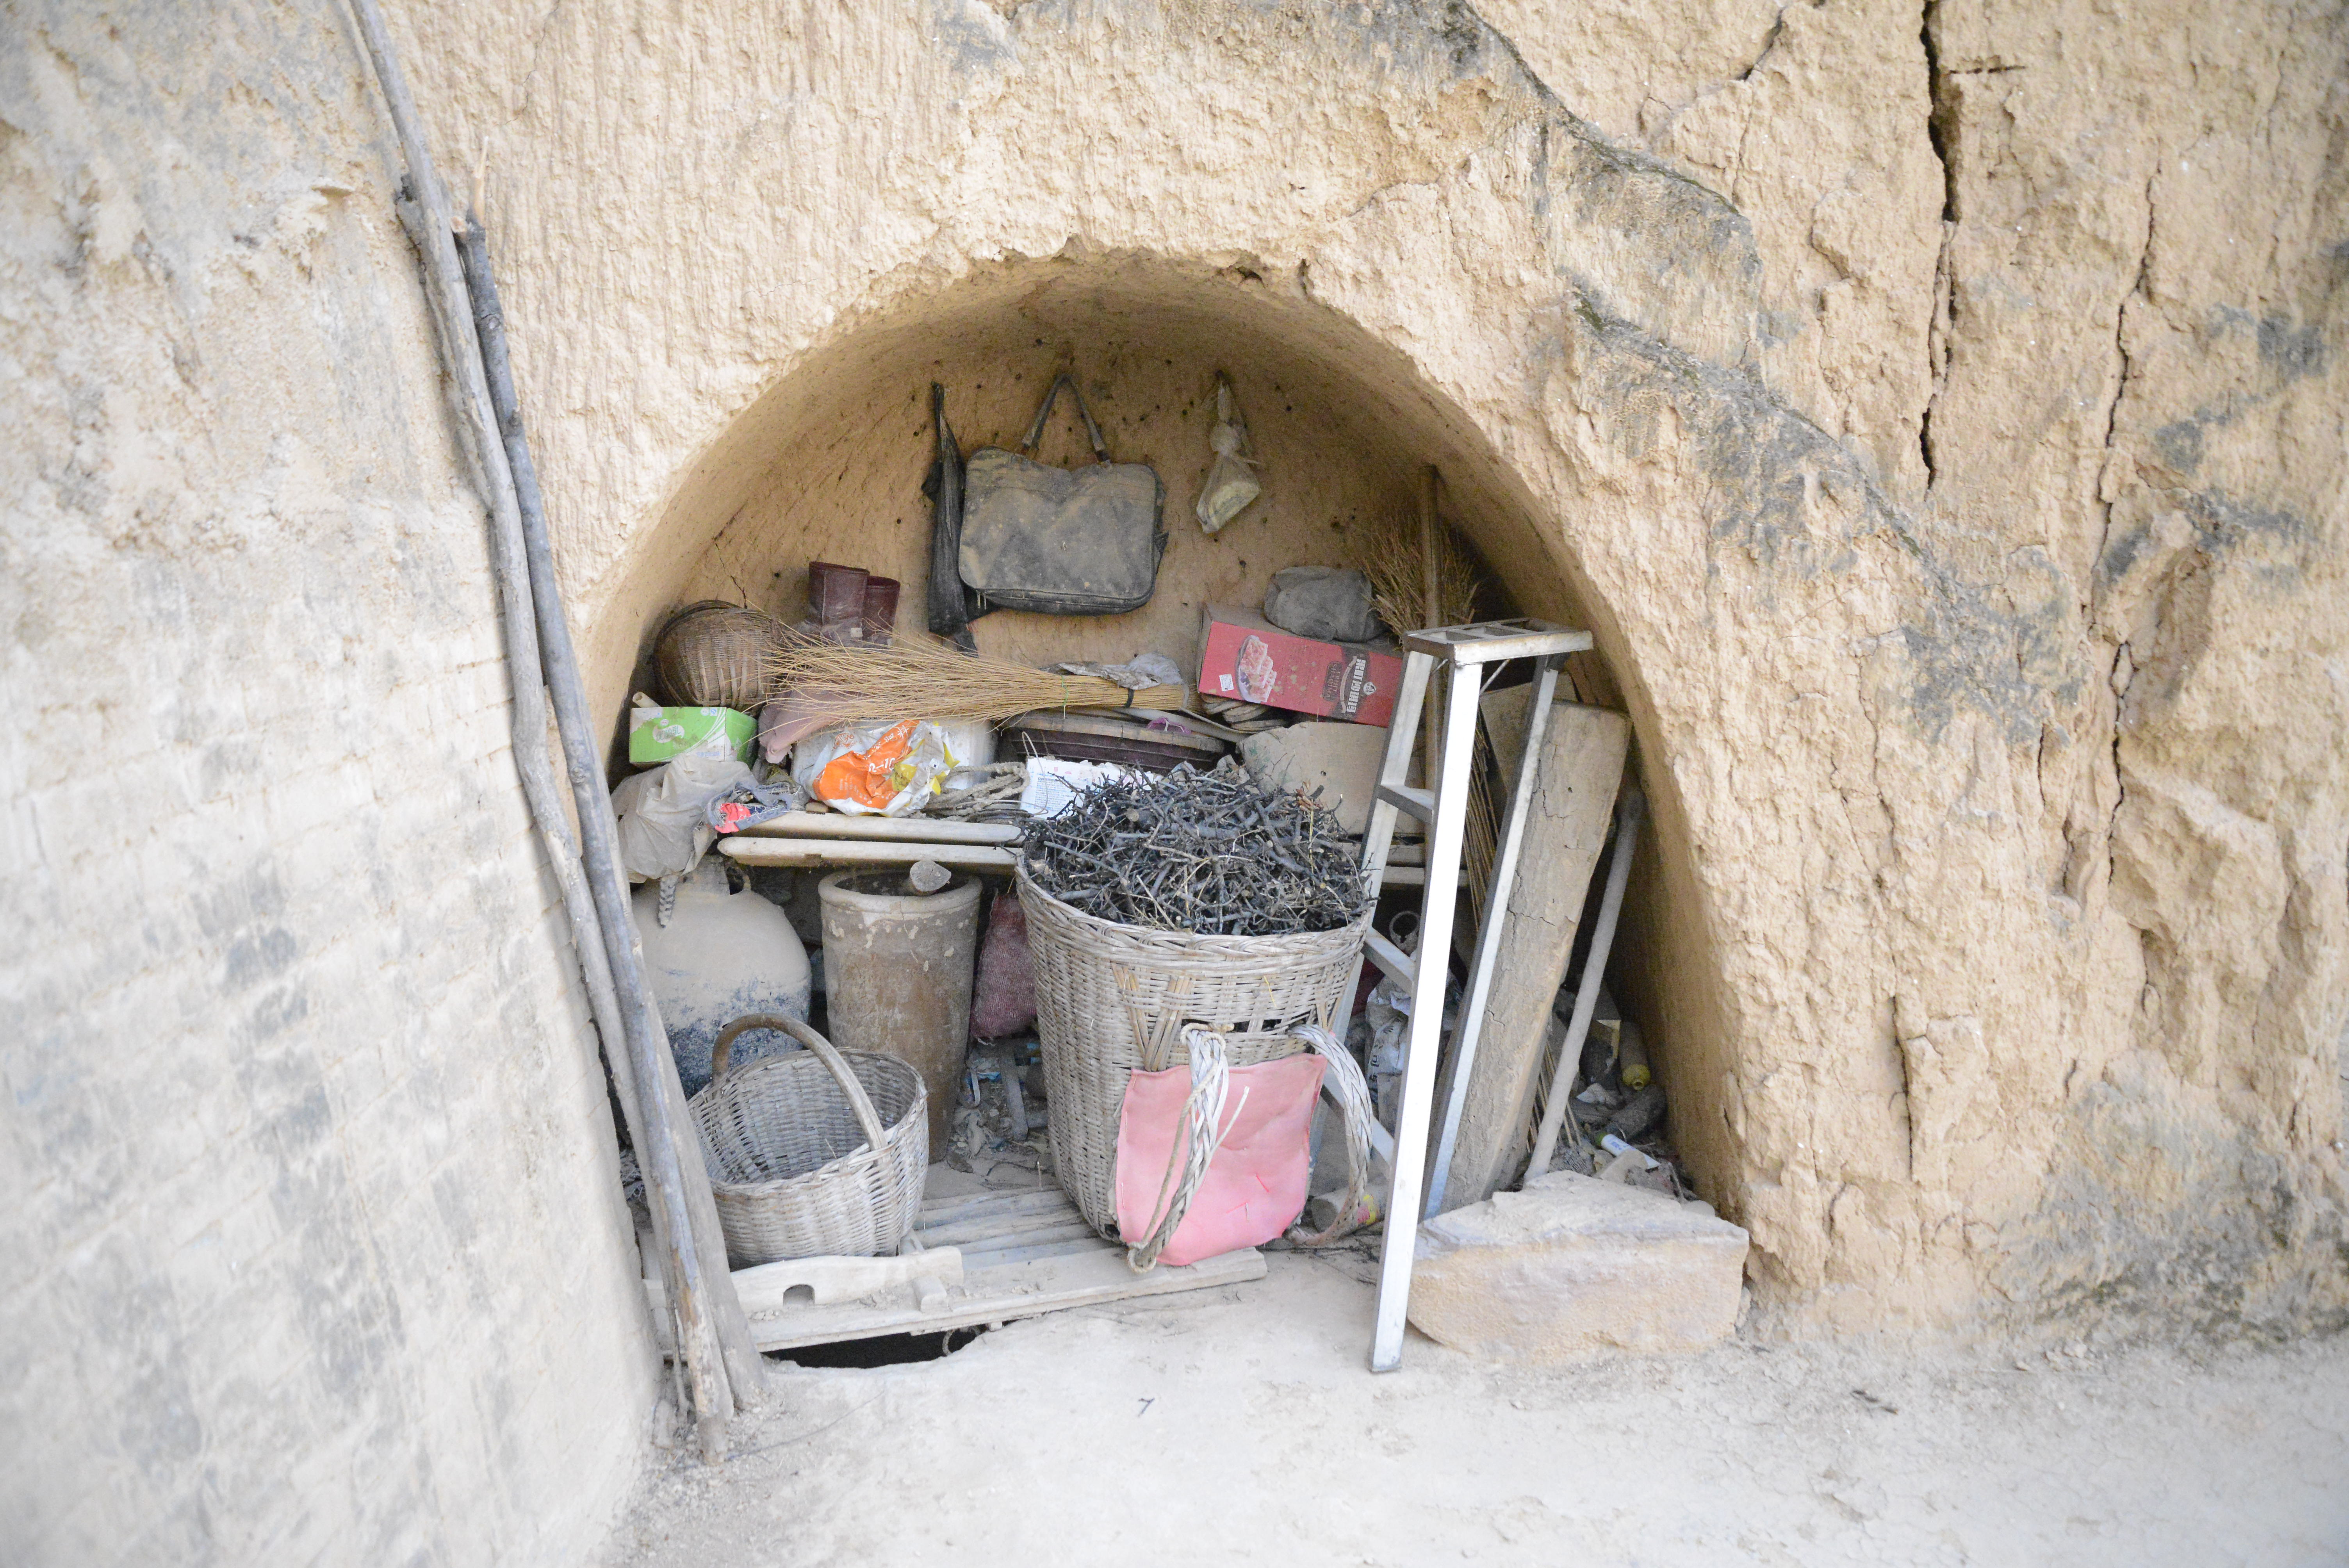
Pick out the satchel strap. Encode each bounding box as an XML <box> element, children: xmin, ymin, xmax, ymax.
<box><xmin>1018</xmin><ymin>372</ymin><xmax>1114</xmax><ymax>463</ymax></box>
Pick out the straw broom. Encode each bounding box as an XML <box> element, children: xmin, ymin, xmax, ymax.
<box><xmin>1356</xmin><ymin>506</ymin><xmax>1479</xmax><ymax>644</ymax></box>
<box><xmin>1354</xmin><ymin>490</ymin><xmax>1504</xmax><ymax>928</ymax></box>
<box><xmin>763</xmin><ymin>631</ymin><xmax>1190</xmax><ymax>728</ymax></box>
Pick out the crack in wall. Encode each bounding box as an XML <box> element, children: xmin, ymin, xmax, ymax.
<box><xmin>2107</xmin><ymin>641</ymin><xmax>2132</xmax><ymax>889</ymax></box>
<box><xmin>2094</xmin><ymin>172</ymin><xmax>2160</xmax><ymax>571</ymax></box>
<box><xmin>1732</xmin><ymin>6</ymin><xmax>1790</xmax><ymax>85</ymax></box>
<box><xmin>1332</xmin><ymin>172</ymin><xmax>1447</xmax><ymax>230</ymax></box>
<box><xmin>2092</xmin><ymin>176</ymin><xmax>2158</xmax><ymax>893</ymax></box>
<box><xmin>1917</xmin><ymin>0</ymin><xmax>1955</xmax><ymax>494</ymax></box>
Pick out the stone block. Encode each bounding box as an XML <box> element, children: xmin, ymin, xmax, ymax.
<box><xmin>1408</xmin><ymin>1171</ymin><xmax>1748</xmax><ymax>1362</ymax></box>
<box><xmin>1239</xmin><ymin>721</ymin><xmax>1388</xmax><ymax>834</ymax></box>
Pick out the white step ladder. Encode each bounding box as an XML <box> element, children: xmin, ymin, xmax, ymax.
<box><xmin>1355</xmin><ymin>618</ymin><xmax>1593</xmax><ymax>1372</ymax></box>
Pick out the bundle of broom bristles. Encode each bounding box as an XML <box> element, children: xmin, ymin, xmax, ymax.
<box><xmin>761</xmin><ymin>627</ymin><xmax>1190</xmax><ymax>729</ymax></box>
<box><xmin>1349</xmin><ymin>504</ymin><xmax>1504</xmax><ymax>923</ymax></box>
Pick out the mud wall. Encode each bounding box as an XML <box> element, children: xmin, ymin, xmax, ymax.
<box><xmin>2</xmin><ymin>4</ymin><xmax>657</xmax><ymax>1563</ymax></box>
<box><xmin>640</xmin><ymin>265</ymin><xmax>1565</xmax><ymax>691</ymax></box>
<box><xmin>5</xmin><ymin>0</ymin><xmax>2343</xmax><ymax>1562</ymax></box>
<box><xmin>398</xmin><ymin>0</ymin><xmax>2347</xmax><ymax>1335</ymax></box>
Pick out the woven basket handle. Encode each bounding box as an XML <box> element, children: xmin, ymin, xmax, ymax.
<box><xmin>709</xmin><ymin>1013</ymin><xmax>890</xmax><ymax>1155</ymax></box>
<box><xmin>1283</xmin><ymin>1022</ymin><xmax>1374</xmax><ymax>1247</ymax></box>
<box><xmin>1126</xmin><ymin>1023</ymin><xmax>1239</xmax><ymax>1273</ymax></box>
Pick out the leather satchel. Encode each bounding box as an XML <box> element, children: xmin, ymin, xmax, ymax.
<box><xmin>957</xmin><ymin>374</ymin><xmax>1167</xmax><ymax>616</ymax></box>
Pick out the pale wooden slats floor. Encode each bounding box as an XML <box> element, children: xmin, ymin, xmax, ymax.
<box><xmin>729</xmin><ymin>1181</ymin><xmax>1265</xmax><ymax>1352</ymax></box>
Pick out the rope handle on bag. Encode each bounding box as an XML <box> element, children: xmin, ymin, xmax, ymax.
<box><xmin>709</xmin><ymin>1013</ymin><xmax>891</xmax><ymax>1157</ymax></box>
<box><xmin>1125</xmin><ymin>1019</ymin><xmax>1376</xmax><ymax>1271</ymax></box>
<box><xmin>1126</xmin><ymin>1024</ymin><xmax>1246</xmax><ymax>1274</ymax></box>
<box><xmin>1283</xmin><ymin>1022</ymin><xmax>1375</xmax><ymax>1247</ymax></box>
<box><xmin>1016</xmin><ymin>372</ymin><xmax>1114</xmax><ymax>464</ymax></box>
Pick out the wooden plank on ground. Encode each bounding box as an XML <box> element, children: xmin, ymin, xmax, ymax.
<box><xmin>957</xmin><ymin>1235</ymin><xmax>1113</xmax><ymax>1269</ymax></box>
<box><xmin>745</xmin><ymin>1242</ymin><xmax>1265</xmax><ymax>1351</ymax></box>
<box><xmin>911</xmin><ymin>1185</ymin><xmax>1068</xmax><ymax>1223</ymax></box>
<box><xmin>1438</xmin><ymin>696</ymin><xmax>1629</xmax><ymax>1210</ymax></box>
<box><xmin>915</xmin><ymin>1212</ymin><xmax>1097</xmax><ymax>1249</ymax></box>
<box><xmin>645</xmin><ymin>1178</ymin><xmax>1267</xmax><ymax>1352</ymax></box>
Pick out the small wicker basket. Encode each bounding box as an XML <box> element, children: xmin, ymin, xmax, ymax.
<box><xmin>653</xmin><ymin>600</ymin><xmax>783</xmax><ymax>711</ymax></box>
<box><xmin>689</xmin><ymin>1014</ymin><xmax>927</xmax><ymax>1265</ymax></box>
<box><xmin>1016</xmin><ymin>862</ymin><xmax>1369</xmax><ymax>1237</ymax></box>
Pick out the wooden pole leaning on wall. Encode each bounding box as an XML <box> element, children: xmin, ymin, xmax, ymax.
<box><xmin>344</xmin><ymin>0</ymin><xmax>742</xmax><ymax>1457</ymax></box>
<box><xmin>456</xmin><ymin>217</ymin><xmax>766</xmax><ymax>1417</ymax></box>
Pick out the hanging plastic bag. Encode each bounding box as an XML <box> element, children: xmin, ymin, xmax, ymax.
<box><xmin>790</xmin><ymin>718</ymin><xmax>960</xmax><ymax>816</ymax></box>
<box><xmin>1194</xmin><ymin>372</ymin><xmax>1260</xmax><ymax>535</ymax></box>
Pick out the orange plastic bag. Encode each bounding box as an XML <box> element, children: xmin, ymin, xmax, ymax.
<box><xmin>815</xmin><ymin>718</ymin><xmax>919</xmax><ymax>811</ymax></box>
<box><xmin>794</xmin><ymin>718</ymin><xmax>958</xmax><ymax>816</ymax></box>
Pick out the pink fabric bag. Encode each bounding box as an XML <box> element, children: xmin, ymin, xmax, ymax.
<box><xmin>1114</xmin><ymin>1053</ymin><xmax>1326</xmax><ymax>1267</ymax></box>
<box><xmin>968</xmin><ymin>893</ymin><xmax>1036</xmax><ymax>1038</ymax></box>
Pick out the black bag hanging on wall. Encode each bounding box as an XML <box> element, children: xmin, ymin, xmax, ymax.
<box><xmin>956</xmin><ymin>373</ymin><xmax>1167</xmax><ymax>616</ymax></box>
<box><xmin>923</xmin><ymin>383</ymin><xmax>982</xmax><ymax>647</ymax></box>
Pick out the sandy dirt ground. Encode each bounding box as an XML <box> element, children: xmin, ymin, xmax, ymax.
<box><xmin>601</xmin><ymin>1247</ymin><xmax>2349</xmax><ymax>1567</ymax></box>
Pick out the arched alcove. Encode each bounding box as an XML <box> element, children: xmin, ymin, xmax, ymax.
<box><xmin>581</xmin><ymin>251</ymin><xmax>1738</xmax><ymax>1213</ymax></box>
<box><xmin>582</xmin><ymin>255</ymin><xmax>1616</xmax><ymax>692</ymax></box>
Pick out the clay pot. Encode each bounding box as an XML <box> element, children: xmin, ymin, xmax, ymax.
<box><xmin>633</xmin><ymin>860</ymin><xmax>812</xmax><ymax>1095</ymax></box>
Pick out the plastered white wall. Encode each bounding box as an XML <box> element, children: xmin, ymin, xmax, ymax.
<box><xmin>1</xmin><ymin>4</ymin><xmax>657</xmax><ymax>1562</ymax></box>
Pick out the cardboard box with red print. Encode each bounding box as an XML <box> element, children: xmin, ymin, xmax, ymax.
<box><xmin>1196</xmin><ymin>606</ymin><xmax>1403</xmax><ymax>727</ymax></box>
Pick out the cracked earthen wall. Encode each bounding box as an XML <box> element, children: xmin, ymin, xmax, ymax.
<box><xmin>392</xmin><ymin>0</ymin><xmax>2344</xmax><ymax>1330</ymax></box>
<box><xmin>5</xmin><ymin>0</ymin><xmax>2344</xmax><ymax>1561</ymax></box>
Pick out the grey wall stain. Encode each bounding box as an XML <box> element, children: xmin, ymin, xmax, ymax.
<box><xmin>2149</xmin><ymin>417</ymin><xmax>2203</xmax><ymax>474</ymax></box>
<box><xmin>2255</xmin><ymin>313</ymin><xmax>2326</xmax><ymax>381</ymax></box>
